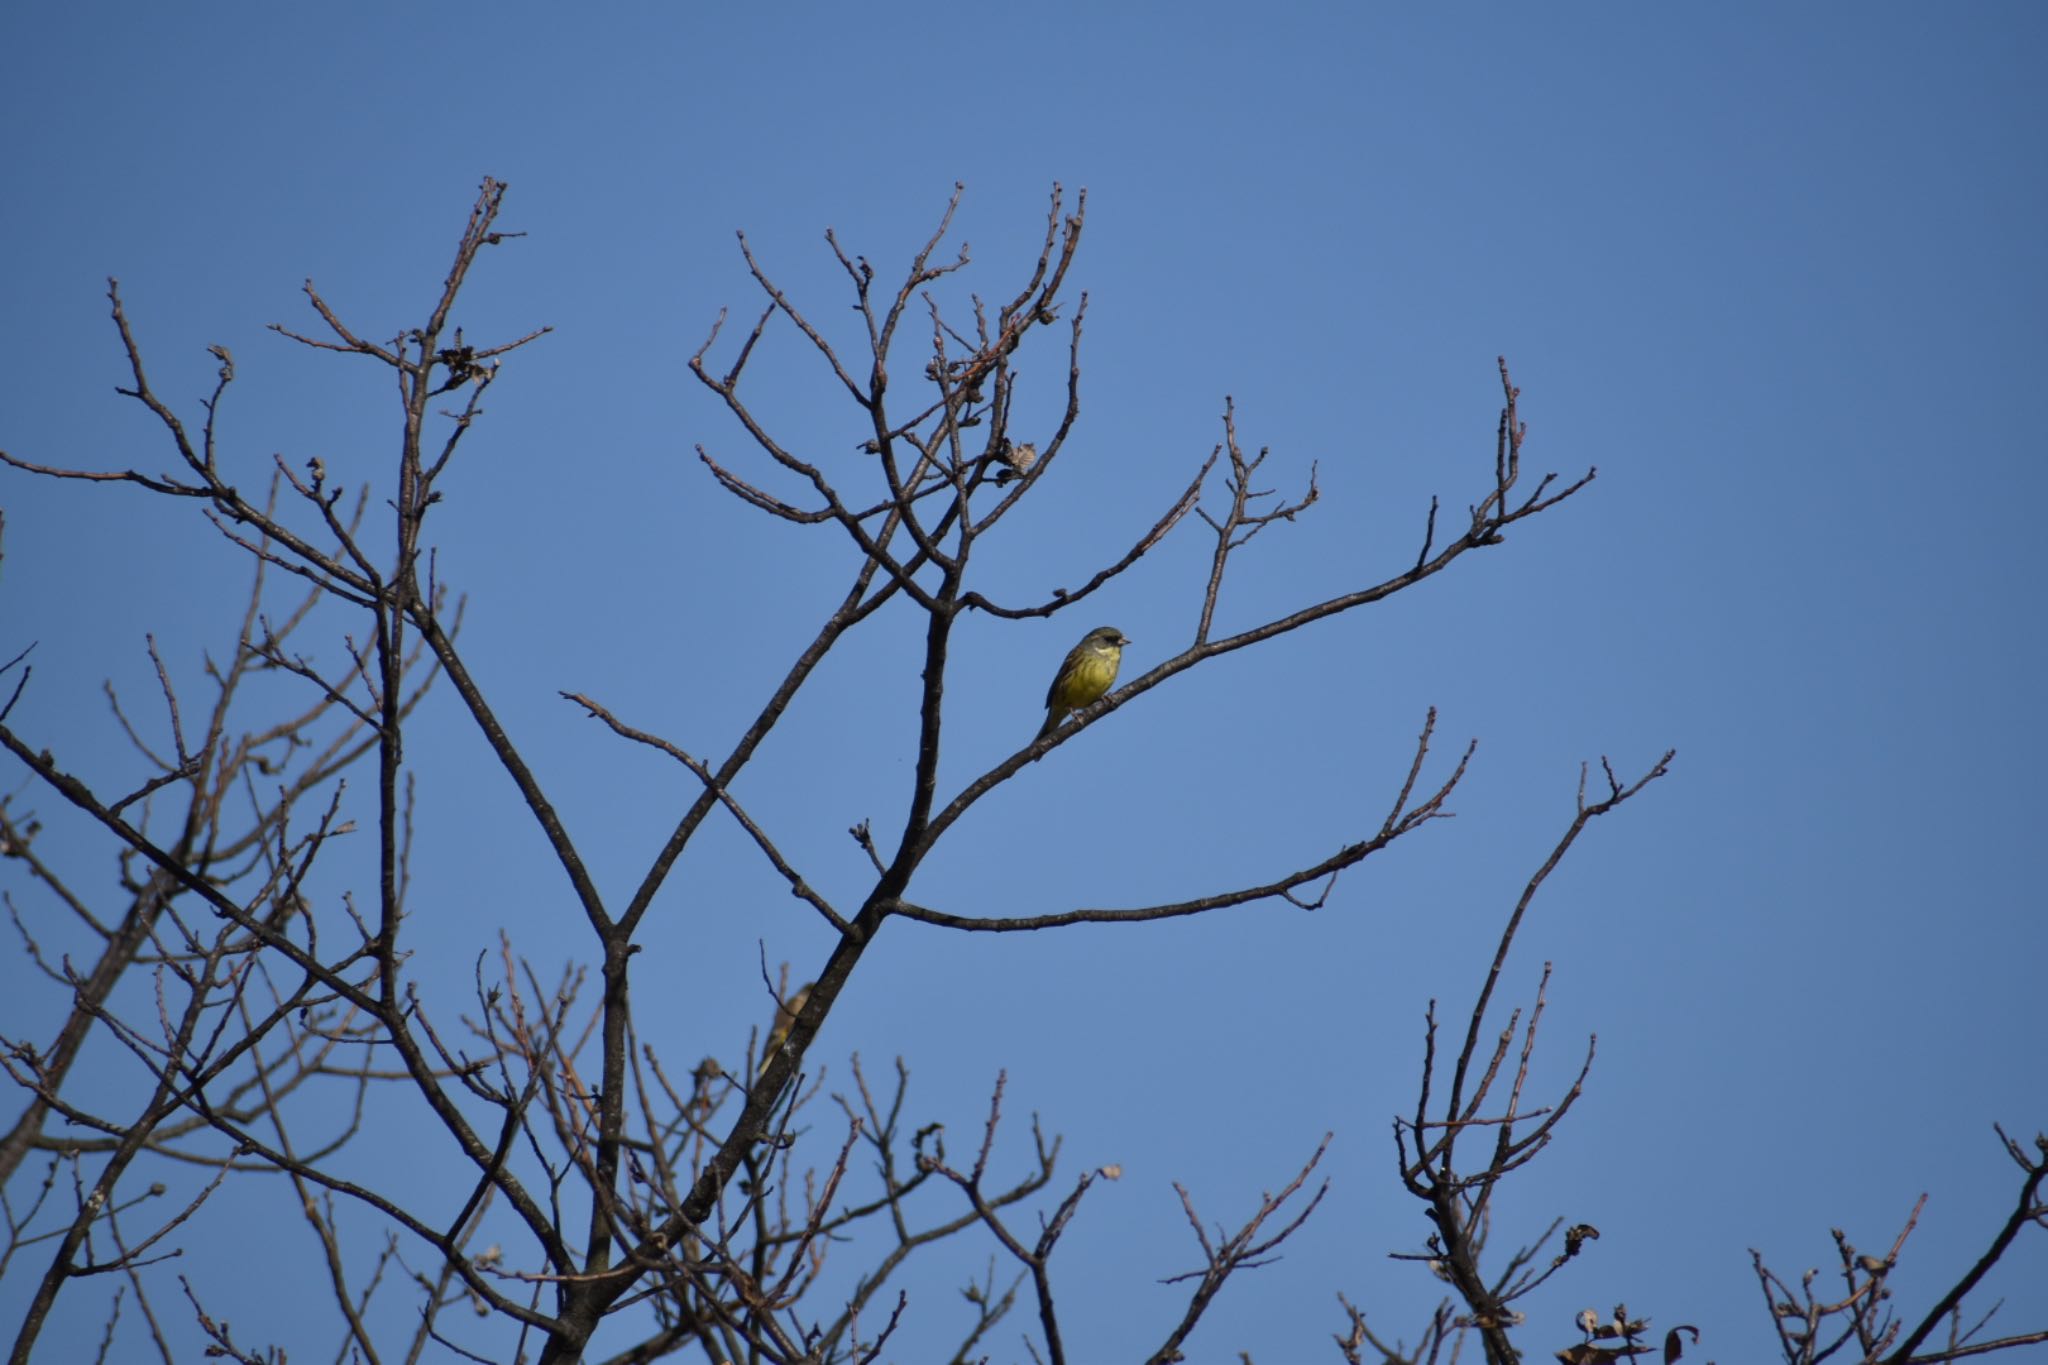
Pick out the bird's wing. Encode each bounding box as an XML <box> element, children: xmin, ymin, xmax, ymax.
<box><xmin>1045</xmin><ymin>644</ymin><xmax>1082</xmax><ymax>708</ymax></box>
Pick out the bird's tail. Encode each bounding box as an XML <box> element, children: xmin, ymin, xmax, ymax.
<box><xmin>1035</xmin><ymin>707</ymin><xmax>1066</xmax><ymax>743</ymax></box>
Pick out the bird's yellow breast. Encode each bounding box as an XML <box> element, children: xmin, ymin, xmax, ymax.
<box><xmin>1054</xmin><ymin>645</ymin><xmax>1121</xmax><ymax>709</ymax></box>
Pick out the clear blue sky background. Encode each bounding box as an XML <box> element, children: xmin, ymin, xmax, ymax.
<box><xmin>4</xmin><ymin>5</ymin><xmax>2044</xmax><ymax>1362</ymax></box>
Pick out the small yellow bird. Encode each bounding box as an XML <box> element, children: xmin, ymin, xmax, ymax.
<box><xmin>759</xmin><ymin>981</ymin><xmax>813</xmax><ymax>1078</ymax></box>
<box><xmin>1036</xmin><ymin>626</ymin><xmax>1130</xmax><ymax>742</ymax></box>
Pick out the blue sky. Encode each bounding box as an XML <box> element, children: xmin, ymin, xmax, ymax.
<box><xmin>3</xmin><ymin>4</ymin><xmax>2044</xmax><ymax>1361</ymax></box>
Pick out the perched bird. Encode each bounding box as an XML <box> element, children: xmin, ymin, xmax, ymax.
<box><xmin>759</xmin><ymin>981</ymin><xmax>813</xmax><ymax>1078</ymax></box>
<box><xmin>994</xmin><ymin>440</ymin><xmax>1038</xmax><ymax>486</ymax></box>
<box><xmin>1036</xmin><ymin>626</ymin><xmax>1131</xmax><ymax>742</ymax></box>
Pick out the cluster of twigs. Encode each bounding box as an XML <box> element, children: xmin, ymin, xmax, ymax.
<box><xmin>1330</xmin><ymin>756</ymin><xmax>2047</xmax><ymax>1365</ymax></box>
<box><xmin>1744</xmin><ymin>1128</ymin><xmax>2048</xmax><ymax>1365</ymax></box>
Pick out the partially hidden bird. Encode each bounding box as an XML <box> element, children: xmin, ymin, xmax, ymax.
<box><xmin>1036</xmin><ymin>626</ymin><xmax>1130</xmax><ymax>742</ymax></box>
<box><xmin>759</xmin><ymin>981</ymin><xmax>813</xmax><ymax>1078</ymax></box>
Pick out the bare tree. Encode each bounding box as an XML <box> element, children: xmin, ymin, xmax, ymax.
<box><xmin>1</xmin><ymin>180</ymin><xmax>2039</xmax><ymax>1364</ymax></box>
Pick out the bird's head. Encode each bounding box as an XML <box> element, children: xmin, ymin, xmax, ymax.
<box><xmin>1086</xmin><ymin>626</ymin><xmax>1130</xmax><ymax>651</ymax></box>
